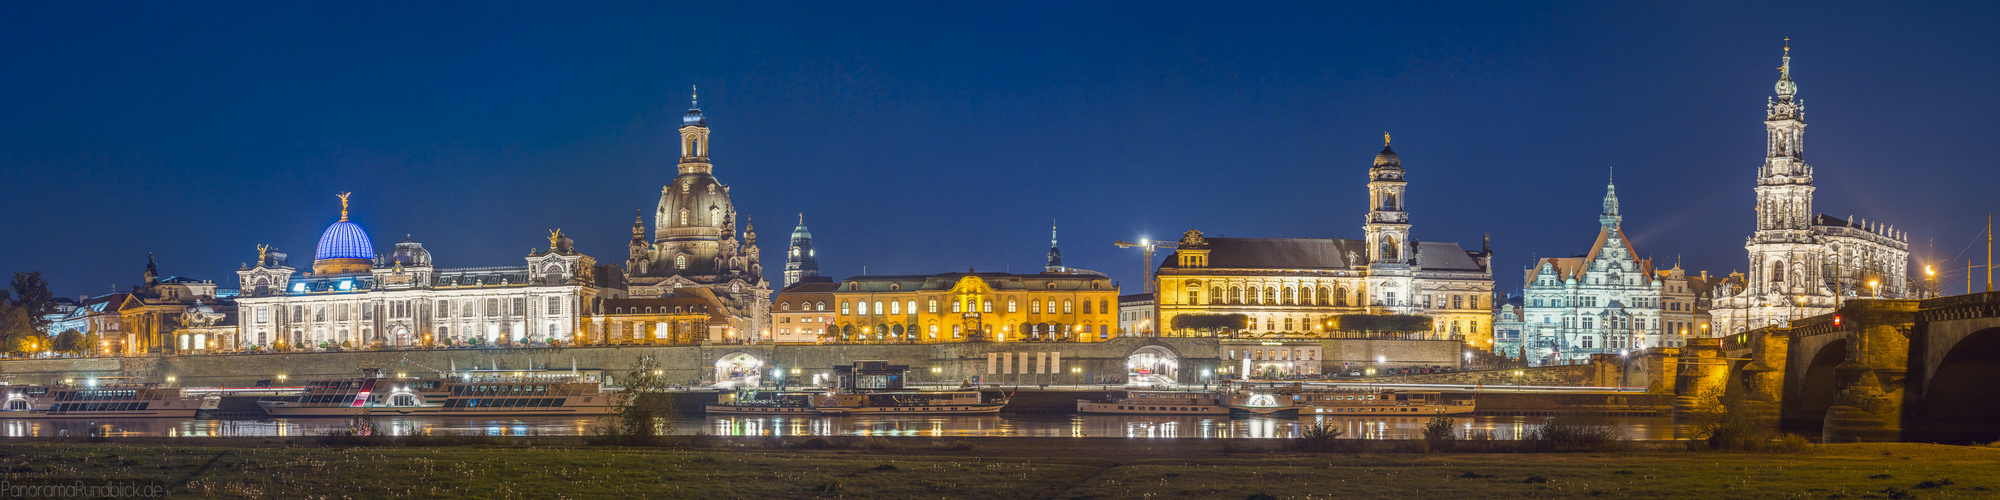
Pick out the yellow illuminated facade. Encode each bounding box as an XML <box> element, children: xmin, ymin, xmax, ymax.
<box><xmin>828</xmin><ymin>272</ymin><xmax>1119</xmax><ymax>343</ymax></box>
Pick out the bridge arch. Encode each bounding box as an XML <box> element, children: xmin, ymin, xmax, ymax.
<box><xmin>1786</xmin><ymin>338</ymin><xmax>1846</xmax><ymax>432</ymax></box>
<box><xmin>1914</xmin><ymin>327</ymin><xmax>2000</xmax><ymax>439</ymax></box>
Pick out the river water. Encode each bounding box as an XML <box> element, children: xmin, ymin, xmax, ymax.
<box><xmin>0</xmin><ymin>414</ymin><xmax>1688</xmax><ymax>441</ymax></box>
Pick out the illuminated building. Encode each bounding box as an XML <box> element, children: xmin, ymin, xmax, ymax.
<box><xmin>97</xmin><ymin>254</ymin><xmax>233</xmax><ymax>356</ymax></box>
<box><xmin>234</xmin><ymin>196</ymin><xmax>622</xmax><ymax>350</ymax></box>
<box><xmin>1520</xmin><ymin>175</ymin><xmax>1663</xmax><ymax>364</ymax></box>
<box><xmin>1708</xmin><ymin>43</ymin><xmax>1911</xmax><ymax>334</ymax></box>
<box><xmin>1153</xmin><ymin>139</ymin><xmax>1496</xmax><ymax>346</ymax></box>
<box><xmin>828</xmin><ymin>271</ymin><xmax>1119</xmax><ymax>343</ymax></box>
<box><xmin>771</xmin><ymin>276</ymin><xmax>837</xmax><ymax>344</ymax></box>
<box><xmin>620</xmin><ymin>91</ymin><xmax>770</xmax><ymax>344</ymax></box>
<box><xmin>587</xmin><ymin>290</ymin><xmax>727</xmax><ymax>346</ymax></box>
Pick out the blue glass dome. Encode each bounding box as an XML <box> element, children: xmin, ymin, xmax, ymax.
<box><xmin>315</xmin><ymin>221</ymin><xmax>375</xmax><ymax>261</ymax></box>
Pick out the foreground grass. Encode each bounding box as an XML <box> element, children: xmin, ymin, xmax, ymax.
<box><xmin>1</xmin><ymin>441</ymin><xmax>1996</xmax><ymax>499</ymax></box>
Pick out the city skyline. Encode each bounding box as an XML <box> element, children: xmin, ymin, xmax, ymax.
<box><xmin>5</xmin><ymin>2</ymin><xmax>1998</xmax><ymax>300</ymax></box>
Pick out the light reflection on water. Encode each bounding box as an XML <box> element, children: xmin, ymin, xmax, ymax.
<box><xmin>0</xmin><ymin>414</ymin><xmax>1686</xmax><ymax>440</ymax></box>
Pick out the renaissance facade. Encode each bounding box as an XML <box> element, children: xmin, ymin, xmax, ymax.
<box><xmin>825</xmin><ymin>271</ymin><xmax>1120</xmax><ymax>343</ymax></box>
<box><xmin>1519</xmin><ymin>178</ymin><xmax>1665</xmax><ymax>365</ymax></box>
<box><xmin>621</xmin><ymin>94</ymin><xmax>772</xmax><ymax>343</ymax></box>
<box><xmin>233</xmin><ymin>197</ymin><xmax>622</xmax><ymax>350</ymax></box>
<box><xmin>1709</xmin><ymin>45</ymin><xmax>1911</xmax><ymax>334</ymax></box>
<box><xmin>1153</xmin><ymin>140</ymin><xmax>1496</xmax><ymax>347</ymax></box>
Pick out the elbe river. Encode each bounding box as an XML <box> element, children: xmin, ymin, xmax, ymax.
<box><xmin>0</xmin><ymin>414</ymin><xmax>1686</xmax><ymax>440</ymax></box>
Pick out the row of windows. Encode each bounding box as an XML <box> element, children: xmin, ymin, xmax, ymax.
<box><xmin>266</xmin><ymin>296</ymin><xmax>561</xmax><ymax>324</ymax></box>
<box><xmin>838</xmin><ymin>298</ymin><xmax>1110</xmax><ymax>316</ymax></box>
<box><xmin>1530</xmin><ymin>296</ymin><xmax>1660</xmax><ymax>309</ymax></box>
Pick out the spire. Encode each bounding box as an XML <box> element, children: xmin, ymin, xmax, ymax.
<box><xmin>631</xmin><ymin>209</ymin><xmax>644</xmax><ymax>236</ymax></box>
<box><xmin>691</xmin><ymin>85</ymin><xmax>699</xmax><ymax>109</ymax></box>
<box><xmin>1045</xmin><ymin>220</ymin><xmax>1065</xmax><ymax>273</ymax></box>
<box><xmin>1775</xmin><ymin>38</ymin><xmax>1798</xmax><ymax>98</ymax></box>
<box><xmin>336</xmin><ymin>192</ymin><xmax>352</xmax><ymax>222</ymax></box>
<box><xmin>1600</xmin><ymin>167</ymin><xmax>1622</xmax><ymax>227</ymax></box>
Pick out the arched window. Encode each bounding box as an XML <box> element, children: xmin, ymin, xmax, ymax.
<box><xmin>1099</xmin><ymin>300</ymin><xmax>1108</xmax><ymax>314</ymax></box>
<box><xmin>709</xmin><ymin>207</ymin><xmax>720</xmax><ymax>226</ymax></box>
<box><xmin>1063</xmin><ymin>300</ymin><xmax>1073</xmax><ymax>314</ymax></box>
<box><xmin>929</xmin><ymin>324</ymin><xmax>938</xmax><ymax>339</ymax></box>
<box><xmin>889</xmin><ymin>301</ymin><xmax>900</xmax><ymax>315</ymax></box>
<box><xmin>951</xmin><ymin>301</ymin><xmax>962</xmax><ymax>313</ymax></box>
<box><xmin>1230</xmin><ymin>287</ymin><xmax>1242</xmax><ymax>304</ymax></box>
<box><xmin>1032</xmin><ymin>300</ymin><xmax>1042</xmax><ymax>314</ymax></box>
<box><xmin>927</xmin><ymin>300</ymin><xmax>938</xmax><ymax>313</ymax></box>
<box><xmin>1209</xmin><ymin>287</ymin><xmax>1222</xmax><ymax>305</ymax></box>
<box><xmin>1334</xmin><ymin>286</ymin><xmax>1348</xmax><ymax>306</ymax></box>
<box><xmin>982</xmin><ymin>300</ymin><xmax>993</xmax><ymax>313</ymax></box>
<box><xmin>1008</xmin><ymin>299</ymin><xmax>1017</xmax><ymax>313</ymax></box>
<box><xmin>815</xmin><ymin>301</ymin><xmax>825</xmax><ymax>311</ymax></box>
<box><xmin>907</xmin><ymin>301</ymin><xmax>916</xmax><ymax>315</ymax></box>
<box><xmin>675</xmin><ymin>255</ymin><xmax>687</xmax><ymax>269</ymax></box>
<box><xmin>1771</xmin><ymin>261</ymin><xmax>1786</xmax><ymax>282</ymax></box>
<box><xmin>1384</xmin><ymin>193</ymin><xmax>1397</xmax><ymax>210</ymax></box>
<box><xmin>953</xmin><ymin>324</ymin><xmax>963</xmax><ymax>338</ymax></box>
<box><xmin>678</xmin><ymin>209</ymin><xmax>689</xmax><ymax>225</ymax></box>
<box><xmin>780</xmin><ymin>302</ymin><xmax>791</xmax><ymax>311</ymax></box>
<box><xmin>841</xmin><ymin>301</ymin><xmax>851</xmax><ymax>315</ymax></box>
<box><xmin>1380</xmin><ymin>235</ymin><xmax>1398</xmax><ymax>262</ymax></box>
<box><xmin>1288</xmin><ymin>287</ymin><xmax>1298</xmax><ymax>304</ymax></box>
<box><xmin>1081</xmin><ymin>300</ymin><xmax>1091</xmax><ymax>314</ymax></box>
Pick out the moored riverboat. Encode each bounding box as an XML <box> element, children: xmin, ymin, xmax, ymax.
<box><xmin>4</xmin><ymin>384</ymin><xmax>215</xmax><ymax>418</ymax></box>
<box><xmin>1292</xmin><ymin>388</ymin><xmax>1475</xmax><ymax>416</ymax></box>
<box><xmin>257</xmin><ymin>368</ymin><xmax>613</xmax><ymax>417</ymax></box>
<box><xmin>1076</xmin><ymin>390</ymin><xmax>1230</xmax><ymax>415</ymax></box>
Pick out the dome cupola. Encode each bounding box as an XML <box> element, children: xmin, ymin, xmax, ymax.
<box><xmin>313</xmin><ymin>192</ymin><xmax>375</xmax><ymax>275</ymax></box>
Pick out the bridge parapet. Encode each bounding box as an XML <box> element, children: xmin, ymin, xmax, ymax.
<box><xmin>1917</xmin><ymin>291</ymin><xmax>2000</xmax><ymax>322</ymax></box>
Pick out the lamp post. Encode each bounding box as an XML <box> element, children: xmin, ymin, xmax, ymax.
<box><xmin>1925</xmin><ymin>265</ymin><xmax>1937</xmax><ymax>298</ymax></box>
<box><xmin>1869</xmin><ymin>279</ymin><xmax>1880</xmax><ymax>299</ymax></box>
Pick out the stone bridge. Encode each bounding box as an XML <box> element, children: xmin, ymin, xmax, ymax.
<box><xmin>1680</xmin><ymin>292</ymin><xmax>2000</xmax><ymax>442</ymax></box>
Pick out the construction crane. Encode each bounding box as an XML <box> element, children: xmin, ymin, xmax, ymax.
<box><xmin>1113</xmin><ymin>239</ymin><xmax>1179</xmax><ymax>293</ymax></box>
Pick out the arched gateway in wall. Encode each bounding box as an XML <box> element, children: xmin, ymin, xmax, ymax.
<box><xmin>1126</xmin><ymin>344</ymin><xmax>1180</xmax><ymax>387</ymax></box>
<box><xmin>712</xmin><ymin>352</ymin><xmax>763</xmax><ymax>389</ymax></box>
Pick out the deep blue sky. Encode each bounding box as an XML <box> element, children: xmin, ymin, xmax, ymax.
<box><xmin>4</xmin><ymin>2</ymin><xmax>1997</xmax><ymax>300</ymax></box>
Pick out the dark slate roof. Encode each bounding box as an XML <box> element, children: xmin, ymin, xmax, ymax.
<box><xmin>777</xmin><ymin>277</ymin><xmax>839</xmax><ymax>296</ymax></box>
<box><xmin>1118</xmin><ymin>293</ymin><xmax>1154</xmax><ymax>303</ymax></box>
<box><xmin>1158</xmin><ymin>237</ymin><xmax>1487</xmax><ymax>272</ymax></box>
<box><xmin>1416</xmin><ymin>241</ymin><xmax>1484</xmax><ymax>271</ymax></box>
<box><xmin>1161</xmin><ymin>238</ymin><xmax>1360</xmax><ymax>270</ymax></box>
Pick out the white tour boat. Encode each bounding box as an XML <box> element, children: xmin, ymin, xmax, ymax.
<box><xmin>4</xmin><ymin>384</ymin><xmax>215</xmax><ymax>418</ymax></box>
<box><xmin>258</xmin><ymin>369</ymin><xmax>613</xmax><ymax>417</ymax></box>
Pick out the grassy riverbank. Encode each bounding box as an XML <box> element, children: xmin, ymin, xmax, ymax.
<box><xmin>2</xmin><ymin>439</ymin><xmax>1996</xmax><ymax>498</ymax></box>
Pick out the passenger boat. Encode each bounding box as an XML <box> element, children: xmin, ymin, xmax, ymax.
<box><xmin>813</xmin><ymin>389</ymin><xmax>1005</xmax><ymax>415</ymax></box>
<box><xmin>3</xmin><ymin>384</ymin><xmax>215</xmax><ymax>418</ymax></box>
<box><xmin>702</xmin><ymin>390</ymin><xmax>822</xmax><ymax>415</ymax></box>
<box><xmin>1076</xmin><ymin>390</ymin><xmax>1230</xmax><ymax>415</ymax></box>
<box><xmin>1293</xmin><ymin>388</ymin><xmax>1476</xmax><ymax>416</ymax></box>
<box><xmin>704</xmin><ymin>361</ymin><xmax>1009</xmax><ymax>416</ymax></box>
<box><xmin>257</xmin><ymin>368</ymin><xmax>614</xmax><ymax>417</ymax></box>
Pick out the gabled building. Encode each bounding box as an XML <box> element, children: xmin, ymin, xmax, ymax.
<box><xmin>1520</xmin><ymin>176</ymin><xmax>1662</xmax><ymax>365</ymax></box>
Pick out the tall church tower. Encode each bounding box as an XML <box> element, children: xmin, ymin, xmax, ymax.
<box><xmin>1745</xmin><ymin>41</ymin><xmax>1820</xmax><ymax>297</ymax></box>
<box><xmin>1363</xmin><ymin>133</ymin><xmax>1416</xmax><ymax>311</ymax></box>
<box><xmin>1046</xmin><ymin>222</ymin><xmax>1065</xmax><ymax>273</ymax></box>
<box><xmin>1601</xmin><ymin>170</ymin><xmax>1622</xmax><ymax>228</ymax></box>
<box><xmin>1364</xmin><ymin>133</ymin><xmax>1410</xmax><ymax>265</ymax></box>
<box><xmin>784</xmin><ymin>214</ymin><xmax>819</xmax><ymax>287</ymax></box>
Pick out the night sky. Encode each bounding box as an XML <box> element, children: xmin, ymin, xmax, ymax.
<box><xmin>4</xmin><ymin>2</ymin><xmax>1997</xmax><ymax>301</ymax></box>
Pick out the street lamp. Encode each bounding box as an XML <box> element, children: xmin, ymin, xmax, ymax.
<box><xmin>1926</xmin><ymin>266</ymin><xmax>1937</xmax><ymax>298</ymax></box>
<box><xmin>1869</xmin><ymin>279</ymin><xmax>1880</xmax><ymax>299</ymax></box>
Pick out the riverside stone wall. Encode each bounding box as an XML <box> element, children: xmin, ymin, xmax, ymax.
<box><xmin>0</xmin><ymin>337</ymin><xmax>1230</xmax><ymax>387</ymax></box>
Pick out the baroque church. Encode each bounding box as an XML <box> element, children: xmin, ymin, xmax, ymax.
<box><xmin>1709</xmin><ymin>44</ymin><xmax>1911</xmax><ymax>334</ymax></box>
<box><xmin>1517</xmin><ymin>174</ymin><xmax>1665</xmax><ymax>365</ymax></box>
<box><xmin>1154</xmin><ymin>137</ymin><xmax>1496</xmax><ymax>346</ymax></box>
<box><xmin>621</xmin><ymin>91</ymin><xmax>772</xmax><ymax>342</ymax></box>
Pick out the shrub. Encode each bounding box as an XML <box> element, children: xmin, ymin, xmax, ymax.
<box><xmin>1422</xmin><ymin>415</ymin><xmax>1457</xmax><ymax>451</ymax></box>
<box><xmin>1291</xmin><ymin>421</ymin><xmax>1349</xmax><ymax>453</ymax></box>
<box><xmin>1687</xmin><ymin>388</ymin><xmax>1779</xmax><ymax>451</ymax></box>
<box><xmin>1524</xmin><ymin>414</ymin><xmax>1619</xmax><ymax>451</ymax></box>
